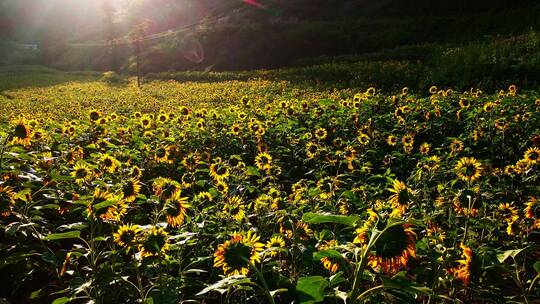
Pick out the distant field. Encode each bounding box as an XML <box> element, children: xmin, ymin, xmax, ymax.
<box><xmin>0</xmin><ymin>69</ymin><xmax>539</xmax><ymax>303</ymax></box>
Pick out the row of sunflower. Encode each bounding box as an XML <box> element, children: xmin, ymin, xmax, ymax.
<box><xmin>0</xmin><ymin>81</ymin><xmax>539</xmax><ymax>303</ymax></box>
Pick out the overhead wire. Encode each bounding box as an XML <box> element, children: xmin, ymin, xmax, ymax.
<box><xmin>67</xmin><ymin>6</ymin><xmax>247</xmax><ymax>48</ymax></box>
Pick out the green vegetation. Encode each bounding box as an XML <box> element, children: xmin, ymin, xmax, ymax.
<box><xmin>0</xmin><ymin>70</ymin><xmax>539</xmax><ymax>303</ymax></box>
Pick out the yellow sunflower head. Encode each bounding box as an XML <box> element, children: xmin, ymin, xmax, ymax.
<box><xmin>138</xmin><ymin>226</ymin><xmax>170</xmax><ymax>259</ymax></box>
<box><xmin>388</xmin><ymin>180</ymin><xmax>413</xmax><ymax>211</ymax></box>
<box><xmin>164</xmin><ymin>190</ymin><xmax>190</xmax><ymax>228</ymax></box>
<box><xmin>320</xmin><ymin>257</ymin><xmax>340</xmax><ymax>273</ymax></box>
<box><xmin>314</xmin><ymin>128</ymin><xmax>327</xmax><ymax>140</ymax></box>
<box><xmin>419</xmin><ymin>142</ymin><xmax>430</xmax><ymax>155</ymax></box>
<box><xmin>210</xmin><ymin>163</ymin><xmax>230</xmax><ymax>181</ymax></box>
<box><xmin>213</xmin><ymin>231</ymin><xmax>264</xmax><ymax>276</ymax></box>
<box><xmin>306</xmin><ymin>142</ymin><xmax>320</xmax><ymax>159</ymax></box>
<box><xmin>113</xmin><ymin>224</ymin><xmax>142</xmax><ymax>252</ymax></box>
<box><xmin>88</xmin><ymin>109</ymin><xmax>102</xmax><ymax>122</ymax></box>
<box><xmin>122</xmin><ymin>178</ymin><xmax>141</xmax><ymax>203</ymax></box>
<box><xmin>100</xmin><ymin>154</ymin><xmax>120</xmax><ymax>174</ymax></box>
<box><xmin>368</xmin><ymin>224</ymin><xmax>416</xmax><ymax>274</ymax></box>
<box><xmin>0</xmin><ymin>185</ymin><xmax>16</xmax><ymax>217</ymax></box>
<box><xmin>71</xmin><ymin>162</ymin><xmax>93</xmax><ymax>185</ymax></box>
<box><xmin>100</xmin><ymin>193</ymin><xmax>128</xmax><ymax>223</ymax></box>
<box><xmin>265</xmin><ymin>235</ymin><xmax>286</xmax><ymax>258</ymax></box>
<box><xmin>386</xmin><ymin>135</ymin><xmax>398</xmax><ymax>146</ymax></box>
<box><xmin>222</xmin><ymin>195</ymin><xmax>246</xmax><ymax>221</ymax></box>
<box><xmin>11</xmin><ymin>118</ymin><xmax>32</xmax><ymax>147</ymax></box>
<box><xmin>523</xmin><ymin>147</ymin><xmax>540</xmax><ymax>165</ymax></box>
<box><xmin>255</xmin><ymin>152</ymin><xmax>273</xmax><ymax>171</ymax></box>
<box><xmin>455</xmin><ymin>157</ymin><xmax>483</xmax><ymax>183</ymax></box>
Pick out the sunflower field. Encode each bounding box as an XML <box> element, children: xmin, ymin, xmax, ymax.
<box><xmin>0</xmin><ymin>75</ymin><xmax>539</xmax><ymax>304</ymax></box>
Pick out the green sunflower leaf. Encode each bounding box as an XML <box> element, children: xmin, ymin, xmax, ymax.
<box><xmin>43</xmin><ymin>230</ymin><xmax>81</xmax><ymax>241</ymax></box>
<box><xmin>196</xmin><ymin>276</ymin><xmax>253</xmax><ymax>296</ymax></box>
<box><xmin>497</xmin><ymin>247</ymin><xmax>528</xmax><ymax>263</ymax></box>
<box><xmin>312</xmin><ymin>250</ymin><xmax>343</xmax><ymax>261</ymax></box>
<box><xmin>534</xmin><ymin>261</ymin><xmax>540</xmax><ymax>274</ymax></box>
<box><xmin>296</xmin><ymin>276</ymin><xmax>329</xmax><ymax>304</ymax></box>
<box><xmin>302</xmin><ymin>212</ymin><xmax>360</xmax><ymax>226</ymax></box>
<box><xmin>381</xmin><ymin>272</ymin><xmax>432</xmax><ymax>295</ymax></box>
<box><xmin>51</xmin><ymin>297</ymin><xmax>71</xmax><ymax>304</ymax></box>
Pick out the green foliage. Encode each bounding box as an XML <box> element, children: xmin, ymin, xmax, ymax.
<box><xmin>0</xmin><ymin>71</ymin><xmax>539</xmax><ymax>303</ymax></box>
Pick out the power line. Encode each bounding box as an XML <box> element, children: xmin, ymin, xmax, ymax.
<box><xmin>67</xmin><ymin>7</ymin><xmax>247</xmax><ymax>48</ymax></box>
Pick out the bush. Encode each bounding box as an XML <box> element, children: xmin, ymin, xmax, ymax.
<box><xmin>100</xmin><ymin>71</ymin><xmax>127</xmax><ymax>85</ymax></box>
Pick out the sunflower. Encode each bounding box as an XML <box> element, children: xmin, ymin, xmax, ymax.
<box><xmin>182</xmin><ymin>153</ymin><xmax>200</xmax><ymax>170</ymax></box>
<box><xmin>459</xmin><ymin>98</ymin><xmax>470</xmax><ymax>109</ymax></box>
<box><xmin>209</xmin><ymin>163</ymin><xmax>230</xmax><ymax>181</ymax></box>
<box><xmin>100</xmin><ymin>154</ymin><xmax>120</xmax><ymax>174</ymax></box>
<box><xmin>153</xmin><ymin>177</ymin><xmax>180</xmax><ymax>200</ymax></box>
<box><xmin>368</xmin><ymin>224</ymin><xmax>416</xmax><ymax>274</ymax></box>
<box><xmin>514</xmin><ymin>159</ymin><xmax>531</xmax><ymax>174</ymax></box>
<box><xmin>306</xmin><ymin>142</ymin><xmax>320</xmax><ymax>159</ymax></box>
<box><xmin>179</xmin><ymin>106</ymin><xmax>190</xmax><ymax>116</ymax></box>
<box><xmin>386</xmin><ymin>135</ymin><xmax>398</xmax><ymax>146</ymax></box>
<box><xmin>254</xmin><ymin>194</ymin><xmax>272</xmax><ymax>212</ymax></box>
<box><xmin>215</xmin><ymin>181</ymin><xmax>229</xmax><ymax>194</ymax></box>
<box><xmin>450</xmin><ymin>243</ymin><xmax>473</xmax><ymax>286</ymax></box>
<box><xmin>402</xmin><ymin>133</ymin><xmax>414</xmax><ymax>147</ymax></box>
<box><xmin>419</xmin><ymin>142</ymin><xmax>430</xmax><ymax>155</ymax></box>
<box><xmin>100</xmin><ymin>193</ymin><xmax>128</xmax><ymax>222</ymax></box>
<box><xmin>524</xmin><ymin>197</ymin><xmax>540</xmax><ymax>229</ymax></box>
<box><xmin>455</xmin><ymin>157</ymin><xmax>483</xmax><ymax>183</ymax></box>
<box><xmin>450</xmin><ymin>139</ymin><xmax>464</xmax><ymax>156</ymax></box>
<box><xmin>113</xmin><ymin>224</ymin><xmax>142</xmax><ymax>252</ymax></box>
<box><xmin>164</xmin><ymin>190</ymin><xmax>190</xmax><ymax>228</ymax></box>
<box><xmin>320</xmin><ymin>257</ymin><xmax>340</xmax><ymax>273</ymax></box>
<box><xmin>122</xmin><ymin>178</ymin><xmax>141</xmax><ymax>203</ymax></box>
<box><xmin>282</xmin><ymin>221</ymin><xmax>313</xmax><ymax>241</ymax></box>
<box><xmin>87</xmin><ymin>188</ymin><xmax>113</xmax><ymax>219</ymax></box>
<box><xmin>11</xmin><ymin>119</ymin><xmax>32</xmax><ymax>147</ymax></box>
<box><xmin>154</xmin><ymin>146</ymin><xmax>172</xmax><ymax>164</ymax></box>
<box><xmin>483</xmin><ymin>102</ymin><xmax>497</xmax><ymax>112</ymax></box>
<box><xmin>196</xmin><ymin>191</ymin><xmax>213</xmax><ymax>204</ymax></box>
<box><xmin>230</xmin><ymin>123</ymin><xmax>241</xmax><ymax>135</ymax></box>
<box><xmin>130</xmin><ymin>166</ymin><xmax>143</xmax><ymax>179</ymax></box>
<box><xmin>423</xmin><ymin>155</ymin><xmax>441</xmax><ymax>172</ymax></box>
<box><xmin>180</xmin><ymin>172</ymin><xmax>196</xmax><ymax>189</ymax></box>
<box><xmin>138</xmin><ymin>226</ymin><xmax>170</xmax><ymax>259</ymax></box>
<box><xmin>140</xmin><ymin>116</ymin><xmax>152</xmax><ymax>129</ymax></box>
<box><xmin>358</xmin><ymin>133</ymin><xmax>370</xmax><ymax>145</ymax></box>
<box><xmin>314</xmin><ymin>128</ymin><xmax>327</xmax><ymax>140</ymax></box>
<box><xmin>157</xmin><ymin>113</ymin><xmax>168</xmax><ymax>123</ymax></box>
<box><xmin>71</xmin><ymin>162</ymin><xmax>93</xmax><ymax>185</ymax></box>
<box><xmin>523</xmin><ymin>147</ymin><xmax>540</xmax><ymax>165</ymax></box>
<box><xmin>222</xmin><ymin>195</ymin><xmax>246</xmax><ymax>221</ymax></box>
<box><xmin>388</xmin><ymin>180</ymin><xmax>413</xmax><ymax>212</ymax></box>
<box><xmin>265</xmin><ymin>235</ymin><xmax>286</xmax><ymax>258</ymax></box>
<box><xmin>214</xmin><ymin>231</ymin><xmax>264</xmax><ymax>276</ymax></box>
<box><xmin>506</xmin><ymin>219</ymin><xmax>519</xmax><ymax>236</ymax></box>
<box><xmin>88</xmin><ymin>109</ymin><xmax>102</xmax><ymax>122</ymax></box>
<box><xmin>426</xmin><ymin>222</ymin><xmax>446</xmax><ymax>244</ymax></box>
<box><xmin>498</xmin><ymin>203</ymin><xmax>518</xmax><ymax>222</ymax></box>
<box><xmin>0</xmin><ymin>185</ymin><xmax>16</xmax><ymax>217</ymax></box>
<box><xmin>354</xmin><ymin>209</ymin><xmax>379</xmax><ymax>244</ymax></box>
<box><xmin>255</xmin><ymin>152</ymin><xmax>273</xmax><ymax>171</ymax></box>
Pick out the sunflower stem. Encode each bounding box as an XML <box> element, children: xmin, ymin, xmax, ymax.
<box><xmin>356</xmin><ymin>285</ymin><xmax>384</xmax><ymax>302</ymax></box>
<box><xmin>350</xmin><ymin>220</ymin><xmax>381</xmax><ymax>304</ymax></box>
<box><xmin>249</xmin><ymin>260</ymin><xmax>275</xmax><ymax>304</ymax></box>
<box><xmin>0</xmin><ymin>133</ymin><xmax>11</xmax><ymax>172</ymax></box>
